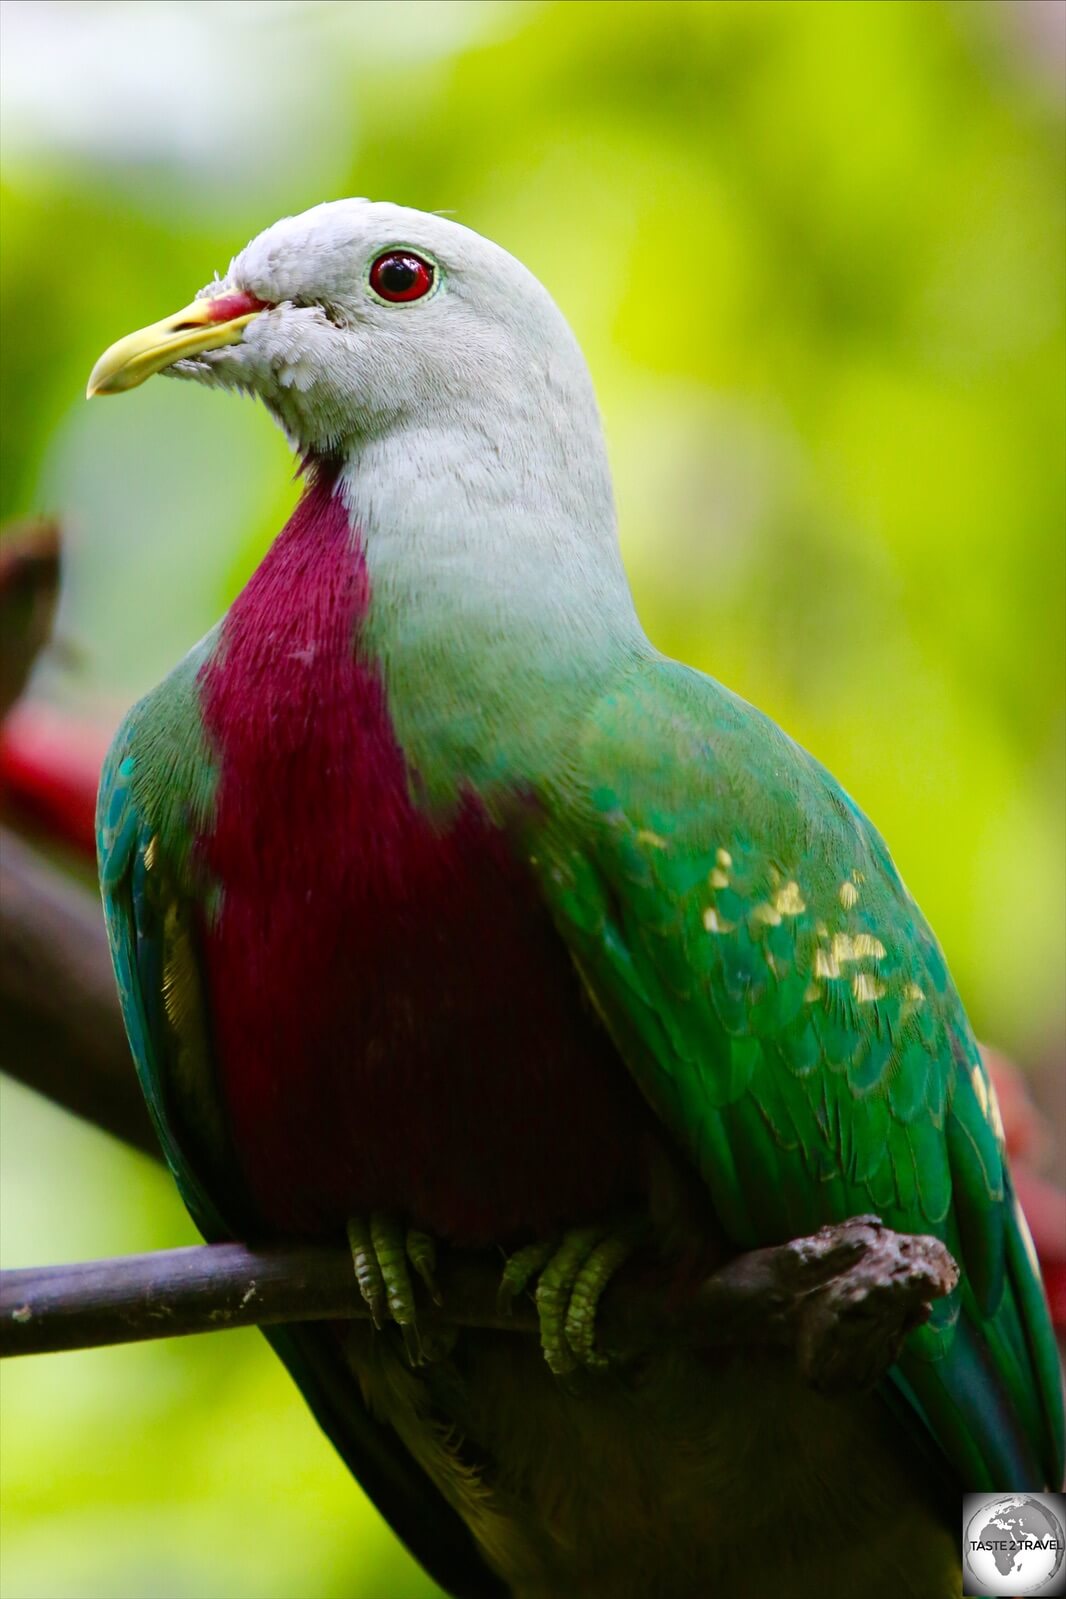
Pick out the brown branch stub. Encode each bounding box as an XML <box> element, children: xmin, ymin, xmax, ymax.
<box><xmin>694</xmin><ymin>1214</ymin><xmax>960</xmax><ymax>1394</ymax></box>
<box><xmin>0</xmin><ymin>1218</ymin><xmax>959</xmax><ymax>1395</ymax></box>
<box><xmin>0</xmin><ymin>516</ymin><xmax>61</xmax><ymax>719</ymax></box>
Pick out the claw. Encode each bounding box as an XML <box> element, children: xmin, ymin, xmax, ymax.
<box><xmin>401</xmin><ymin>1320</ymin><xmax>425</xmax><ymax>1366</ymax></box>
<box><xmin>536</xmin><ymin>1225</ymin><xmax>607</xmax><ymax>1376</ymax></box>
<box><xmin>564</xmin><ymin>1229</ymin><xmax>638</xmax><ymax>1371</ymax></box>
<box><xmin>407</xmin><ymin>1227</ymin><xmax>443</xmax><ymax>1307</ymax></box>
<box><xmin>498</xmin><ymin>1238</ymin><xmax>558</xmax><ymax>1316</ymax></box>
<box><xmin>346</xmin><ymin>1213</ymin><xmax>443</xmax><ymax>1366</ymax></box>
<box><xmin>370</xmin><ymin>1212</ymin><xmax>423</xmax><ymax>1361</ymax></box>
<box><xmin>347</xmin><ymin>1216</ymin><xmax>387</xmax><ymax>1329</ymax></box>
<box><xmin>501</xmin><ymin>1221</ymin><xmax>644</xmax><ymax>1378</ymax></box>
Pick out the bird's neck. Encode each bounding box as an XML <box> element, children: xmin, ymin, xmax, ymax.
<box><xmin>331</xmin><ymin>416</ymin><xmax>647</xmax><ymax>808</ymax></box>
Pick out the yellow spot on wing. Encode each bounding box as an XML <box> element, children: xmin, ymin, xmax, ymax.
<box><xmin>804</xmin><ymin>981</ymin><xmax>823</xmax><ymax>1003</ymax></box>
<box><xmin>751</xmin><ymin>902</ymin><xmax>782</xmax><ymax>927</ymax></box>
<box><xmin>162</xmin><ymin>902</ymin><xmax>198</xmax><ymax>1033</ymax></box>
<box><xmin>900</xmin><ymin>982</ymin><xmax>926</xmax><ymax>1022</ymax></box>
<box><xmin>831</xmin><ymin>932</ymin><xmax>886</xmax><ymax>963</ymax></box>
<box><xmin>637</xmin><ymin>829</ymin><xmax>667</xmax><ymax>850</ymax></box>
<box><xmin>839</xmin><ymin>880</ymin><xmax>859</xmax><ymax>909</ymax></box>
<box><xmin>773</xmin><ymin>880</ymin><xmax>806</xmax><ymax>916</ymax></box>
<box><xmin>814</xmin><ymin>949</ymin><xmax>841</xmax><ymax>980</ymax></box>
<box><xmin>852</xmin><ymin>972</ymin><xmax>886</xmax><ymax>1003</ymax></box>
<box><xmin>716</xmin><ymin>848</ymin><xmax>732</xmax><ymax>869</ymax></box>
<box><xmin>703</xmin><ymin>907</ymin><xmax>736</xmax><ymax>934</ymax></box>
<box><xmin>709</xmin><ymin>867</ymin><xmax>730</xmax><ymax>889</ymax></box>
<box><xmin>144</xmin><ymin>834</ymin><xmax>158</xmax><ymax>871</ymax></box>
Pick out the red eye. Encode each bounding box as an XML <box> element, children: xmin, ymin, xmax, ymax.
<box><xmin>368</xmin><ymin>251</ymin><xmax>435</xmax><ymax>304</ymax></box>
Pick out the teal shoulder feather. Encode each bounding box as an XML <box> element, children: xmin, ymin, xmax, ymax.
<box><xmin>533</xmin><ymin>655</ymin><xmax>1064</xmax><ymax>1493</ymax></box>
<box><xmin>96</xmin><ymin>640</ymin><xmax>229</xmax><ymax>1235</ymax></box>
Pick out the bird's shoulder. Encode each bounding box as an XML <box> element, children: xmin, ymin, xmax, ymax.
<box><xmin>543</xmin><ymin>650</ymin><xmax>953</xmax><ymax>1023</ymax></box>
<box><xmin>530</xmin><ymin>653</ymin><xmax>1004</xmax><ymax>1255</ymax></box>
<box><xmin>97</xmin><ymin>629</ymin><xmax>221</xmax><ymax>893</ymax></box>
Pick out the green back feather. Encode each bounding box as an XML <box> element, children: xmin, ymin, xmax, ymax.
<box><xmin>531</xmin><ymin>655</ymin><xmax>1064</xmax><ymax>1493</ymax></box>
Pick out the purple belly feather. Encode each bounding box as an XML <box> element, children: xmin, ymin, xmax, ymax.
<box><xmin>196</xmin><ymin>471</ymin><xmax>649</xmax><ymax>1243</ymax></box>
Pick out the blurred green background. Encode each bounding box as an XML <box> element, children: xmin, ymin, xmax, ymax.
<box><xmin>1</xmin><ymin>2</ymin><xmax>1063</xmax><ymax>1596</ymax></box>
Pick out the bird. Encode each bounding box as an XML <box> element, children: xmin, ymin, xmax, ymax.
<box><xmin>88</xmin><ymin>200</ymin><xmax>1062</xmax><ymax>1599</ymax></box>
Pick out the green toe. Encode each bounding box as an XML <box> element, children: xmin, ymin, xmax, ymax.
<box><xmin>347</xmin><ymin>1216</ymin><xmax>387</xmax><ymax>1329</ymax></box>
<box><xmin>407</xmin><ymin>1227</ymin><xmax>443</xmax><ymax>1307</ymax></box>
<box><xmin>370</xmin><ymin>1212</ymin><xmax>422</xmax><ymax>1361</ymax></box>
<box><xmin>498</xmin><ymin>1238</ymin><xmax>558</xmax><ymax>1314</ymax></box>
<box><xmin>535</xmin><ymin>1225</ymin><xmax>607</xmax><ymax>1376</ymax></box>
<box><xmin>347</xmin><ymin>1213</ymin><xmax>445</xmax><ymax>1365</ymax></box>
<box><xmin>564</xmin><ymin>1230</ymin><xmax>637</xmax><ymax>1371</ymax></box>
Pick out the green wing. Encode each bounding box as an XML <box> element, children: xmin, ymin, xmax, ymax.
<box><xmin>96</xmin><ymin>669</ymin><xmax>505</xmax><ymax>1599</ymax></box>
<box><xmin>96</xmin><ymin>645</ymin><xmax>233</xmax><ymax>1237</ymax></box>
<box><xmin>533</xmin><ymin>655</ymin><xmax>1063</xmax><ymax>1492</ymax></box>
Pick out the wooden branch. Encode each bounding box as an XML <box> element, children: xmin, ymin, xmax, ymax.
<box><xmin>0</xmin><ymin>1243</ymin><xmax>534</xmax><ymax>1355</ymax></box>
<box><xmin>0</xmin><ymin>1217</ymin><xmax>959</xmax><ymax>1394</ymax></box>
<box><xmin>0</xmin><ymin>826</ymin><xmax>158</xmax><ymax>1156</ymax></box>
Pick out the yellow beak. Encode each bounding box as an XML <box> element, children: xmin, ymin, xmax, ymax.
<box><xmin>86</xmin><ymin>291</ymin><xmax>268</xmax><ymax>398</ymax></box>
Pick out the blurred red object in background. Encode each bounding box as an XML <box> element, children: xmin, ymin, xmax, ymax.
<box><xmin>984</xmin><ymin>1046</ymin><xmax>1066</xmax><ymax>1333</ymax></box>
<box><xmin>0</xmin><ymin>701</ymin><xmax>108</xmax><ymax>860</ymax></box>
<box><xmin>0</xmin><ymin>515</ymin><xmax>105</xmax><ymax>859</ymax></box>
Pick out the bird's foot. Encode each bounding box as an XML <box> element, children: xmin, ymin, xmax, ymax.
<box><xmin>499</xmin><ymin>1220</ymin><xmax>644</xmax><ymax>1378</ymax></box>
<box><xmin>346</xmin><ymin>1214</ymin><xmax>444</xmax><ymax>1366</ymax></box>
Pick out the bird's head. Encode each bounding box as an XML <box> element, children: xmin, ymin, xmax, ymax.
<box><xmin>88</xmin><ymin>198</ymin><xmax>600</xmax><ymax>468</ymax></box>
<box><xmin>87</xmin><ymin>199</ymin><xmax>639</xmax><ymax>774</ymax></box>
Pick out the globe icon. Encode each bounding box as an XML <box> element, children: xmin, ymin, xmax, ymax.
<box><xmin>964</xmin><ymin>1495</ymin><xmax>1066</xmax><ymax>1596</ymax></box>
